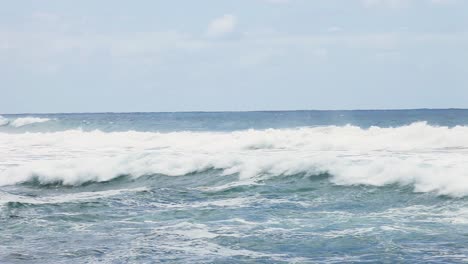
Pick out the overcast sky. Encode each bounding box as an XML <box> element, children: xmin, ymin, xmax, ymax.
<box><xmin>1</xmin><ymin>0</ymin><xmax>468</xmax><ymax>113</ymax></box>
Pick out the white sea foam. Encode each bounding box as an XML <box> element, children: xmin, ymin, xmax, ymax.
<box><xmin>0</xmin><ymin>116</ymin><xmax>9</xmax><ymax>126</ymax></box>
<box><xmin>10</xmin><ymin>117</ymin><xmax>51</xmax><ymax>127</ymax></box>
<box><xmin>1</xmin><ymin>122</ymin><xmax>468</xmax><ymax>196</ymax></box>
<box><xmin>144</xmin><ymin>222</ymin><xmax>288</xmax><ymax>259</ymax></box>
<box><xmin>0</xmin><ymin>116</ymin><xmax>51</xmax><ymax>127</ymax></box>
<box><xmin>0</xmin><ymin>187</ymin><xmax>147</xmax><ymax>206</ymax></box>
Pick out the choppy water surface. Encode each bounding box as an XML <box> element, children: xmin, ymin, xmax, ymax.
<box><xmin>1</xmin><ymin>110</ymin><xmax>468</xmax><ymax>263</ymax></box>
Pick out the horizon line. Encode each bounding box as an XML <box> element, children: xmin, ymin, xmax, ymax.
<box><xmin>1</xmin><ymin>108</ymin><xmax>468</xmax><ymax>115</ymax></box>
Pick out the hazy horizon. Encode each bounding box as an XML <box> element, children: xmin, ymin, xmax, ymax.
<box><xmin>3</xmin><ymin>107</ymin><xmax>468</xmax><ymax>115</ymax></box>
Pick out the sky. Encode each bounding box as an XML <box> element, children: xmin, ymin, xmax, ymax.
<box><xmin>1</xmin><ymin>0</ymin><xmax>468</xmax><ymax>113</ymax></box>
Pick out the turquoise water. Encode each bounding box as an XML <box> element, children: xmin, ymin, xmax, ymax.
<box><xmin>1</xmin><ymin>110</ymin><xmax>468</xmax><ymax>263</ymax></box>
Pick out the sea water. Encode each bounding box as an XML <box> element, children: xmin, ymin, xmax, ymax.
<box><xmin>1</xmin><ymin>110</ymin><xmax>468</xmax><ymax>263</ymax></box>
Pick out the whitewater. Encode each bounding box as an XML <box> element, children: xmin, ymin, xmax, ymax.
<box><xmin>2</xmin><ymin>110</ymin><xmax>468</xmax><ymax>263</ymax></box>
<box><xmin>2</xmin><ymin>122</ymin><xmax>468</xmax><ymax>196</ymax></box>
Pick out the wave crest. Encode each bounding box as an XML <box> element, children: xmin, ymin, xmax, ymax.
<box><xmin>10</xmin><ymin>117</ymin><xmax>51</xmax><ymax>127</ymax></box>
<box><xmin>1</xmin><ymin>122</ymin><xmax>468</xmax><ymax>197</ymax></box>
<box><xmin>0</xmin><ymin>116</ymin><xmax>51</xmax><ymax>128</ymax></box>
<box><xmin>0</xmin><ymin>116</ymin><xmax>9</xmax><ymax>126</ymax></box>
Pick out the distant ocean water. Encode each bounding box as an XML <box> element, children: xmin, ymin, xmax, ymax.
<box><xmin>2</xmin><ymin>110</ymin><xmax>468</xmax><ymax>263</ymax></box>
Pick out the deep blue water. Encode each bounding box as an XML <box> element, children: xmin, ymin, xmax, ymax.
<box><xmin>1</xmin><ymin>110</ymin><xmax>468</xmax><ymax>263</ymax></box>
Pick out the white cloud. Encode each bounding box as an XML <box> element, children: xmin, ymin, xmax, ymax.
<box><xmin>263</xmin><ymin>0</ymin><xmax>290</xmax><ymax>3</ymax></box>
<box><xmin>431</xmin><ymin>0</ymin><xmax>459</xmax><ymax>5</ymax></box>
<box><xmin>362</xmin><ymin>0</ymin><xmax>459</xmax><ymax>8</ymax></box>
<box><xmin>3</xmin><ymin>9</ymin><xmax>467</xmax><ymax>76</ymax></box>
<box><xmin>327</xmin><ymin>26</ymin><xmax>343</xmax><ymax>33</ymax></box>
<box><xmin>238</xmin><ymin>48</ymin><xmax>280</xmax><ymax>67</ymax></box>
<box><xmin>32</xmin><ymin>12</ymin><xmax>60</xmax><ymax>23</ymax></box>
<box><xmin>206</xmin><ymin>14</ymin><xmax>237</xmax><ymax>37</ymax></box>
<box><xmin>361</xmin><ymin>0</ymin><xmax>410</xmax><ymax>8</ymax></box>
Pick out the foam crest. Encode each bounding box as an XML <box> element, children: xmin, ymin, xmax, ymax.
<box><xmin>1</xmin><ymin>122</ymin><xmax>468</xmax><ymax>196</ymax></box>
<box><xmin>10</xmin><ymin>117</ymin><xmax>51</xmax><ymax>127</ymax></box>
<box><xmin>0</xmin><ymin>116</ymin><xmax>51</xmax><ymax>127</ymax></box>
<box><xmin>0</xmin><ymin>116</ymin><xmax>8</xmax><ymax>126</ymax></box>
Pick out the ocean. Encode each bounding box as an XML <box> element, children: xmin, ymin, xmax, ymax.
<box><xmin>1</xmin><ymin>110</ymin><xmax>468</xmax><ymax>263</ymax></box>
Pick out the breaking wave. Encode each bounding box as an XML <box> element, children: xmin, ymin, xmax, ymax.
<box><xmin>10</xmin><ymin>117</ymin><xmax>51</xmax><ymax>127</ymax></box>
<box><xmin>0</xmin><ymin>115</ymin><xmax>51</xmax><ymax>127</ymax></box>
<box><xmin>0</xmin><ymin>116</ymin><xmax>9</xmax><ymax>126</ymax></box>
<box><xmin>1</xmin><ymin>122</ymin><xmax>468</xmax><ymax>197</ymax></box>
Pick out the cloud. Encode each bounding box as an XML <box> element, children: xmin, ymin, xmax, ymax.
<box><xmin>32</xmin><ymin>12</ymin><xmax>60</xmax><ymax>23</ymax></box>
<box><xmin>262</xmin><ymin>0</ymin><xmax>290</xmax><ymax>3</ymax></box>
<box><xmin>327</xmin><ymin>26</ymin><xmax>343</xmax><ymax>33</ymax></box>
<box><xmin>206</xmin><ymin>14</ymin><xmax>237</xmax><ymax>37</ymax></box>
<box><xmin>362</xmin><ymin>0</ymin><xmax>459</xmax><ymax>8</ymax></box>
<box><xmin>431</xmin><ymin>0</ymin><xmax>459</xmax><ymax>4</ymax></box>
<box><xmin>2</xmin><ymin>8</ymin><xmax>467</xmax><ymax>76</ymax></box>
<box><xmin>361</xmin><ymin>0</ymin><xmax>410</xmax><ymax>8</ymax></box>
